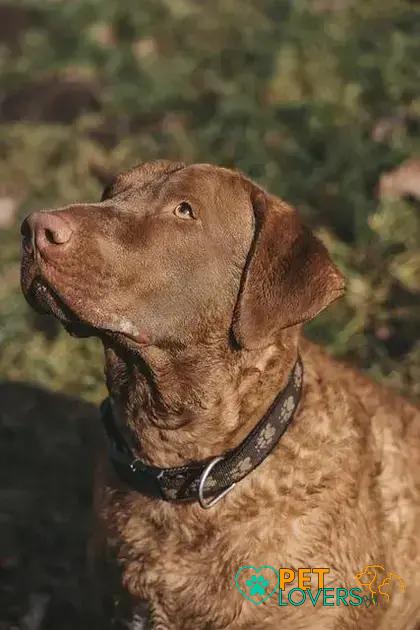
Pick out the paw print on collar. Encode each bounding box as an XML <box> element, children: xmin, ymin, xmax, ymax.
<box><xmin>190</xmin><ymin>474</ymin><xmax>218</xmax><ymax>494</ymax></box>
<box><xmin>255</xmin><ymin>423</ymin><xmax>276</xmax><ymax>451</ymax></box>
<box><xmin>293</xmin><ymin>362</ymin><xmax>302</xmax><ymax>389</ymax></box>
<box><xmin>164</xmin><ymin>487</ymin><xmax>179</xmax><ymax>500</ymax></box>
<box><xmin>279</xmin><ymin>395</ymin><xmax>295</xmax><ymax>421</ymax></box>
<box><xmin>230</xmin><ymin>456</ymin><xmax>253</xmax><ymax>481</ymax></box>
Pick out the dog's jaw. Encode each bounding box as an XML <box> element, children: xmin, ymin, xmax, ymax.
<box><xmin>101</xmin><ymin>327</ymin><xmax>300</xmax><ymax>469</ymax></box>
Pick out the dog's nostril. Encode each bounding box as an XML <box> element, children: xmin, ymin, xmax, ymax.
<box><xmin>45</xmin><ymin>228</ymin><xmax>56</xmax><ymax>244</ymax></box>
<box><xmin>23</xmin><ymin>211</ymin><xmax>74</xmax><ymax>250</ymax></box>
<box><xmin>39</xmin><ymin>216</ymin><xmax>73</xmax><ymax>245</ymax></box>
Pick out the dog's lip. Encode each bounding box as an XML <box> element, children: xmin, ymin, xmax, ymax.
<box><xmin>26</xmin><ymin>278</ymin><xmax>148</xmax><ymax>345</ymax></box>
<box><xmin>21</xmin><ymin>249</ymin><xmax>148</xmax><ymax>344</ymax></box>
<box><xmin>28</xmin><ymin>278</ymin><xmax>97</xmax><ymax>336</ymax></box>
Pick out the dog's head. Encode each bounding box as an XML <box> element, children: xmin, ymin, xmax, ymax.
<box><xmin>21</xmin><ymin>160</ymin><xmax>344</xmax><ymax>350</ymax></box>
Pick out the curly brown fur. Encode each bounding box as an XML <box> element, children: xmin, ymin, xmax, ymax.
<box><xmin>21</xmin><ymin>160</ymin><xmax>420</xmax><ymax>629</ymax></box>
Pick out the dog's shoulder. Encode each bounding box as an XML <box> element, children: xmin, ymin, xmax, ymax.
<box><xmin>301</xmin><ymin>338</ymin><xmax>419</xmax><ymax>430</ymax></box>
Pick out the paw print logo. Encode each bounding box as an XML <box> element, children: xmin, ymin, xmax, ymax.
<box><xmin>246</xmin><ymin>574</ymin><xmax>269</xmax><ymax>597</ymax></box>
<box><xmin>235</xmin><ymin>565</ymin><xmax>279</xmax><ymax>605</ymax></box>
<box><xmin>256</xmin><ymin>424</ymin><xmax>276</xmax><ymax>451</ymax></box>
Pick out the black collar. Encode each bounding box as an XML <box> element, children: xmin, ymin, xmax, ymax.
<box><xmin>100</xmin><ymin>356</ymin><xmax>303</xmax><ymax>508</ymax></box>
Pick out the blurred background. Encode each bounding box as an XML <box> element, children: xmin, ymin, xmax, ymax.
<box><xmin>0</xmin><ymin>0</ymin><xmax>419</xmax><ymax>627</ymax></box>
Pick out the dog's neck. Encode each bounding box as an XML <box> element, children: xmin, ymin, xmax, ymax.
<box><xmin>102</xmin><ymin>329</ymin><xmax>300</xmax><ymax>468</ymax></box>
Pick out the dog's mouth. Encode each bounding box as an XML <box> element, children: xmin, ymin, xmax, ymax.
<box><xmin>27</xmin><ymin>277</ymin><xmax>98</xmax><ymax>338</ymax></box>
<box><xmin>25</xmin><ymin>277</ymin><xmax>145</xmax><ymax>348</ymax></box>
<box><xmin>21</xmin><ymin>243</ymin><xmax>146</xmax><ymax>345</ymax></box>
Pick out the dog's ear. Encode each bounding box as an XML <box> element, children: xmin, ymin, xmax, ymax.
<box><xmin>232</xmin><ymin>182</ymin><xmax>345</xmax><ymax>349</ymax></box>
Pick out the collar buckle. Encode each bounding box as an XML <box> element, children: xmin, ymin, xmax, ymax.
<box><xmin>198</xmin><ymin>456</ymin><xmax>236</xmax><ymax>509</ymax></box>
<box><xmin>101</xmin><ymin>355</ymin><xmax>303</xmax><ymax>505</ymax></box>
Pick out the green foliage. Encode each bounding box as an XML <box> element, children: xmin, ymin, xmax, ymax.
<box><xmin>0</xmin><ymin>0</ymin><xmax>419</xmax><ymax>399</ymax></box>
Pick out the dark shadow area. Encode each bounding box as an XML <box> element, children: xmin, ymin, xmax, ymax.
<box><xmin>0</xmin><ymin>382</ymin><xmax>107</xmax><ymax>629</ymax></box>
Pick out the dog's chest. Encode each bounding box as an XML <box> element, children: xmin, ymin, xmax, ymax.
<box><xmin>102</xmin><ymin>487</ymin><xmax>383</xmax><ymax>629</ymax></box>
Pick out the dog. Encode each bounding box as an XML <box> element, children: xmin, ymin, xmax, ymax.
<box><xmin>21</xmin><ymin>160</ymin><xmax>420</xmax><ymax>629</ymax></box>
<box><xmin>354</xmin><ymin>565</ymin><xmax>406</xmax><ymax>603</ymax></box>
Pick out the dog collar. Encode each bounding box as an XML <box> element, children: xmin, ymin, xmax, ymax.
<box><xmin>100</xmin><ymin>355</ymin><xmax>303</xmax><ymax>509</ymax></box>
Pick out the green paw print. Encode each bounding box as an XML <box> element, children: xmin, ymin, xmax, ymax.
<box><xmin>246</xmin><ymin>574</ymin><xmax>269</xmax><ymax>596</ymax></box>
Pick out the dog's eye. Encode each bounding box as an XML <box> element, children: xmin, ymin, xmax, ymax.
<box><xmin>174</xmin><ymin>202</ymin><xmax>194</xmax><ymax>219</ymax></box>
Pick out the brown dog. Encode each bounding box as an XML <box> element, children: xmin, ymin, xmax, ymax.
<box><xmin>21</xmin><ymin>161</ymin><xmax>420</xmax><ymax>629</ymax></box>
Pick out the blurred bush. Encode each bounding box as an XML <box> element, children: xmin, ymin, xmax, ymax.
<box><xmin>0</xmin><ymin>0</ymin><xmax>419</xmax><ymax>400</ymax></box>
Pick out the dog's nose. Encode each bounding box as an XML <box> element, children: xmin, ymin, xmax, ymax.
<box><xmin>21</xmin><ymin>211</ymin><xmax>73</xmax><ymax>253</ymax></box>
